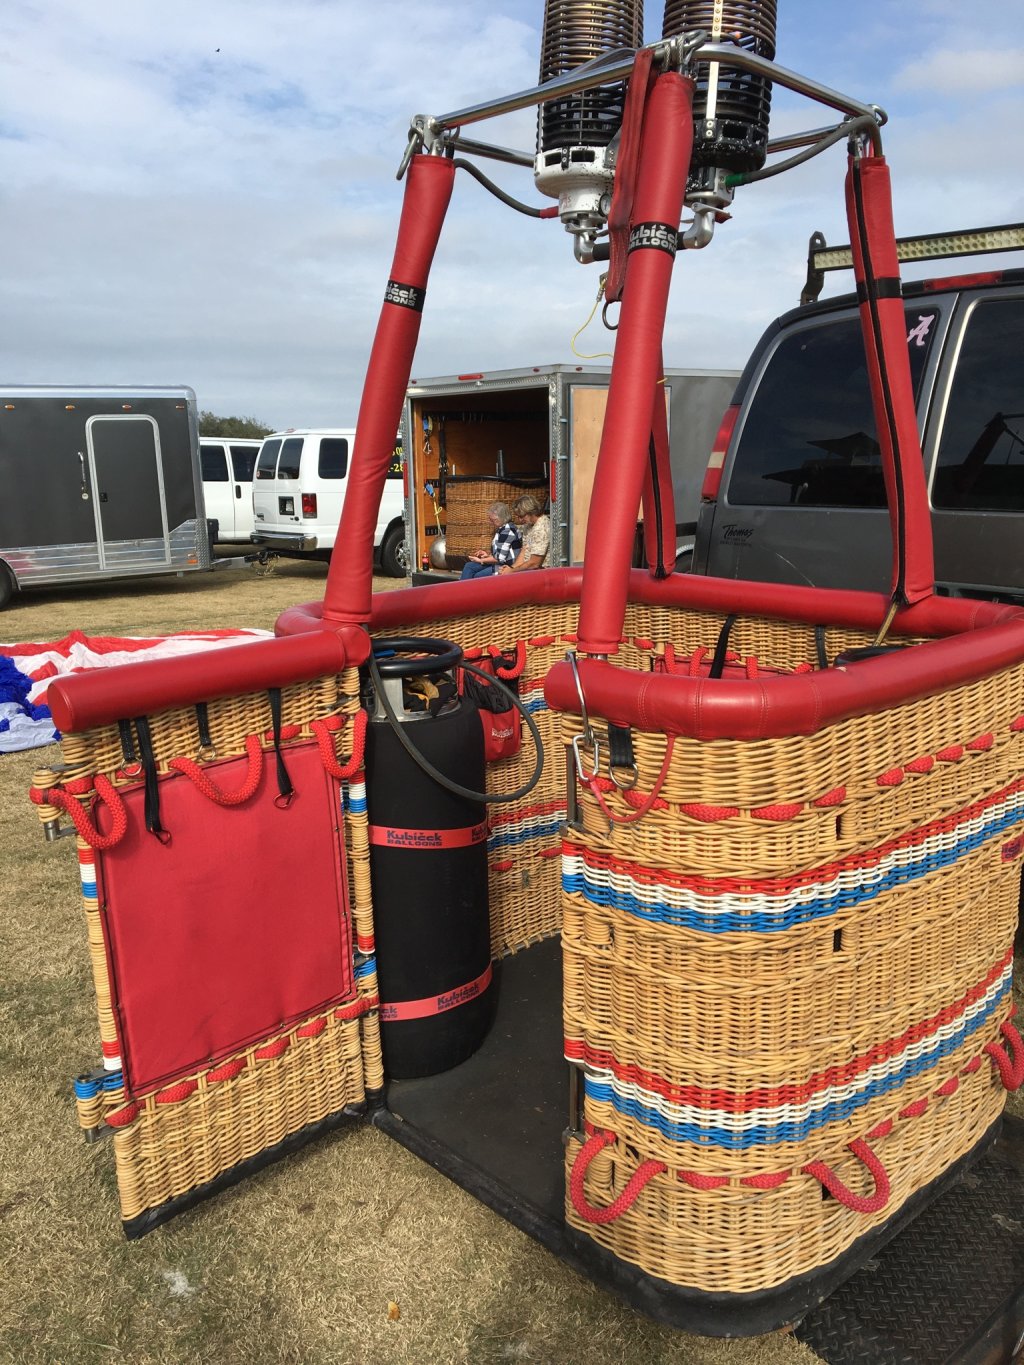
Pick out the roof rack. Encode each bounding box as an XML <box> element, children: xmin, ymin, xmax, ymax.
<box><xmin>800</xmin><ymin>222</ymin><xmax>1024</xmax><ymax>305</ymax></box>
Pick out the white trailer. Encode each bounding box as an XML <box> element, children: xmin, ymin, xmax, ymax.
<box><xmin>0</xmin><ymin>385</ymin><xmax>211</xmax><ymax>608</ymax></box>
<box><xmin>402</xmin><ymin>363</ymin><xmax>739</xmax><ymax>577</ymax></box>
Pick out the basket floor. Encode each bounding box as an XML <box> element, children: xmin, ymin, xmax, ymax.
<box><xmin>381</xmin><ymin>936</ymin><xmax>567</xmax><ymax>1224</ymax></box>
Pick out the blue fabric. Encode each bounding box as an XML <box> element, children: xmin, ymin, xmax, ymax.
<box><xmin>460</xmin><ymin>562</ymin><xmax>496</xmax><ymax>580</ymax></box>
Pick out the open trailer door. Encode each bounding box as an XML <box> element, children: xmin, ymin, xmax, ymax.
<box><xmin>31</xmin><ymin>638</ymin><xmax>382</xmax><ymax>1236</ymax></box>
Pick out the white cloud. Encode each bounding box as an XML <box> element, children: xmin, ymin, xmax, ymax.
<box><xmin>1</xmin><ymin>0</ymin><xmax>1023</xmax><ymax>427</ymax></box>
<box><xmin>896</xmin><ymin>48</ymin><xmax>1024</xmax><ymax>93</ymax></box>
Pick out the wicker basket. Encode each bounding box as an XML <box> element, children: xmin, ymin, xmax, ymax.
<box><xmin>555</xmin><ymin>603</ymin><xmax>1024</xmax><ymax>1297</ymax></box>
<box><xmin>443</xmin><ymin>475</ymin><xmax>547</xmax><ymax>563</ymax></box>
<box><xmin>31</xmin><ymin>669</ymin><xmax>383</xmax><ymax>1234</ymax></box>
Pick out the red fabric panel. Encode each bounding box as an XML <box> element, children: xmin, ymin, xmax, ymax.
<box><xmin>276</xmin><ymin>566</ymin><xmax>1019</xmax><ymax>644</ymax></box>
<box><xmin>545</xmin><ymin>611</ymin><xmax>1024</xmax><ymax>739</ymax></box>
<box><xmin>641</xmin><ymin>355</ymin><xmax>677</xmax><ymax>576</ymax></box>
<box><xmin>576</xmin><ymin>73</ymin><xmax>694</xmax><ymax>655</ymax></box>
<box><xmin>605</xmin><ymin>48</ymin><xmax>656</xmax><ymax>305</ymax></box>
<box><xmin>845</xmin><ymin>154</ymin><xmax>935</xmax><ymax>605</ymax></box>
<box><xmin>94</xmin><ymin>742</ymin><xmax>353</xmax><ymax>1094</ymax></box>
<box><xmin>48</xmin><ymin>630</ymin><xmax>358</xmax><ymax>735</ymax></box>
<box><xmin>322</xmin><ymin>154</ymin><xmax>456</xmax><ymax>628</ymax></box>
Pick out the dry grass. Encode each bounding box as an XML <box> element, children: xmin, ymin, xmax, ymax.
<box><xmin>0</xmin><ymin>556</ymin><xmax>827</xmax><ymax>1363</ymax></box>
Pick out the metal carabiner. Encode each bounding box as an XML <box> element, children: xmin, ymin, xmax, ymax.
<box><xmin>610</xmin><ymin>760</ymin><xmax>639</xmax><ymax>791</ymax></box>
<box><xmin>566</xmin><ymin>651</ymin><xmax>600</xmax><ymax>782</ymax></box>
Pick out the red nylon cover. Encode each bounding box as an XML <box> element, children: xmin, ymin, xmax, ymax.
<box><xmin>94</xmin><ymin>742</ymin><xmax>353</xmax><ymax>1093</ymax></box>
<box><xmin>323</xmin><ymin>153</ymin><xmax>456</xmax><ymax>627</ymax></box>
<box><xmin>576</xmin><ymin>73</ymin><xmax>694</xmax><ymax>655</ymax></box>
<box><xmin>845</xmin><ymin>154</ymin><xmax>935</xmax><ymax>605</ymax></box>
<box><xmin>640</xmin><ymin>354</ymin><xmax>676</xmax><ymax>576</ymax></box>
<box><xmin>605</xmin><ymin>47</ymin><xmax>656</xmax><ymax>305</ymax></box>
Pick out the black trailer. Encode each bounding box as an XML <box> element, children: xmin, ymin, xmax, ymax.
<box><xmin>0</xmin><ymin>385</ymin><xmax>211</xmax><ymax>608</ymax></box>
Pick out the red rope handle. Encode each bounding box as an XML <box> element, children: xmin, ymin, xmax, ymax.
<box><xmin>584</xmin><ymin>735</ymin><xmax>675</xmax><ymax>826</ymax></box>
<box><xmin>569</xmin><ymin>1130</ymin><xmax>666</xmax><ymax>1225</ymax></box>
<box><xmin>311</xmin><ymin>709</ymin><xmax>368</xmax><ymax>780</ymax></box>
<box><xmin>984</xmin><ymin>1019</ymin><xmax>1024</xmax><ymax>1090</ymax></box>
<box><xmin>167</xmin><ymin>734</ymin><xmax>263</xmax><ymax>806</ymax></box>
<box><xmin>803</xmin><ymin>1137</ymin><xmax>891</xmax><ymax>1214</ymax></box>
<box><xmin>30</xmin><ymin>773</ymin><xmax>128</xmax><ymax>849</ymax></box>
<box><xmin>492</xmin><ymin>640</ymin><xmax>526</xmax><ymax>681</ymax></box>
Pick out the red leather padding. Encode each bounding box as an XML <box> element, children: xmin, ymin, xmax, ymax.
<box><xmin>46</xmin><ymin>629</ymin><xmax>361</xmax><ymax>735</ymax></box>
<box><xmin>577</xmin><ymin>73</ymin><xmax>694</xmax><ymax>655</ymax></box>
<box><xmin>93</xmin><ymin>741</ymin><xmax>353</xmax><ymax>1094</ymax></box>
<box><xmin>322</xmin><ymin>153</ymin><xmax>456</xmax><ymax>628</ymax></box>
<box><xmin>545</xmin><ymin>616</ymin><xmax>1024</xmax><ymax>740</ymax></box>
<box><xmin>845</xmin><ymin>153</ymin><xmax>935</xmax><ymax>605</ymax></box>
<box><xmin>278</xmin><ymin>567</ymin><xmax>1019</xmax><ymax>644</ymax></box>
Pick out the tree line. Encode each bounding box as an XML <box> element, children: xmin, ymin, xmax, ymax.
<box><xmin>198</xmin><ymin>411</ymin><xmax>273</xmax><ymax>438</ymax></box>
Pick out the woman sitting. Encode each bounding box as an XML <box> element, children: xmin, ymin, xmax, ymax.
<box><xmin>498</xmin><ymin>494</ymin><xmax>550</xmax><ymax>575</ymax></box>
<box><xmin>459</xmin><ymin>501</ymin><xmax>521</xmax><ymax>579</ymax></box>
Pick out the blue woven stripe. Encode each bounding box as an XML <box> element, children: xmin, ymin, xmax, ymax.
<box><xmin>102</xmin><ymin>1070</ymin><xmax>123</xmax><ymax>1091</ymax></box>
<box><xmin>355</xmin><ymin>956</ymin><xmax>377</xmax><ymax>978</ymax></box>
<box><xmin>584</xmin><ymin>977</ymin><xmax>1010</xmax><ymax>1150</ymax></box>
<box><xmin>346</xmin><ymin>791</ymin><xmax>367</xmax><ymax>814</ymax></box>
<box><xmin>565</xmin><ymin>800</ymin><xmax>1024</xmax><ymax>934</ymax></box>
<box><xmin>489</xmin><ymin>817</ymin><xmax>564</xmax><ymax>850</ymax></box>
<box><xmin>73</xmin><ymin>1076</ymin><xmax>101</xmax><ymax>1099</ymax></box>
<box><xmin>80</xmin><ymin>879</ymin><xmax>97</xmax><ymax>898</ymax></box>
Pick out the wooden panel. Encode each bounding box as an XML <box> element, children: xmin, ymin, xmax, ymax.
<box><xmin>570</xmin><ymin>387</ymin><xmax>608</xmax><ymax>562</ymax></box>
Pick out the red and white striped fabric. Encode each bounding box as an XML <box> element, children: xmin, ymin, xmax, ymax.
<box><xmin>0</xmin><ymin>627</ymin><xmax>272</xmax><ymax>753</ymax></box>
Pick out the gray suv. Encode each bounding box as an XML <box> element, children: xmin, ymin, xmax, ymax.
<box><xmin>692</xmin><ymin>226</ymin><xmax>1024</xmax><ymax>604</ymax></box>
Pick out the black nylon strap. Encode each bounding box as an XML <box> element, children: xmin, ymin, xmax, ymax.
<box><xmin>627</xmin><ymin>222</ymin><xmax>678</xmax><ymax>257</ymax></box>
<box><xmin>709</xmin><ymin>615</ymin><xmax>738</xmax><ymax>680</ymax></box>
<box><xmin>607</xmin><ymin>723</ymin><xmax>635</xmax><ymax>772</ymax></box>
<box><xmin>384</xmin><ymin>279</ymin><xmax>425</xmax><ymax>312</ymax></box>
<box><xmin>195</xmin><ymin>702</ymin><xmax>213</xmax><ymax>751</ymax></box>
<box><xmin>117</xmin><ymin>718</ymin><xmax>137</xmax><ymax>766</ymax></box>
<box><xmin>267</xmin><ymin>688</ymin><xmax>294</xmax><ymax>804</ymax></box>
<box><xmin>815</xmin><ymin>626</ymin><xmax>829</xmax><ymax>671</ymax></box>
<box><xmin>857</xmin><ymin>276</ymin><xmax>902</xmax><ymax>303</ymax></box>
<box><xmin>133</xmin><ymin>716</ymin><xmax>168</xmax><ymax>841</ymax></box>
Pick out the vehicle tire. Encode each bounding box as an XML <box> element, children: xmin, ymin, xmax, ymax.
<box><xmin>380</xmin><ymin>522</ymin><xmax>409</xmax><ymax>578</ymax></box>
<box><xmin>0</xmin><ymin>561</ymin><xmax>15</xmax><ymax>610</ymax></box>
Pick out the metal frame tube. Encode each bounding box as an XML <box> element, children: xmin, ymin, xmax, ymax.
<box><xmin>430</xmin><ymin>41</ymin><xmax>880</xmax><ymax>134</ymax></box>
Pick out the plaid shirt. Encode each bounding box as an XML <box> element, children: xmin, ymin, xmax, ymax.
<box><xmin>492</xmin><ymin>521</ymin><xmax>521</xmax><ymax>567</ymax></box>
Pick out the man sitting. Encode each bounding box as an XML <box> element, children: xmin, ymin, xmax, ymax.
<box><xmin>460</xmin><ymin>501</ymin><xmax>521</xmax><ymax>579</ymax></box>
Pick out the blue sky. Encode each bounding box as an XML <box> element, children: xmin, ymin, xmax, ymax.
<box><xmin>2</xmin><ymin>0</ymin><xmax>1022</xmax><ymax>428</ymax></box>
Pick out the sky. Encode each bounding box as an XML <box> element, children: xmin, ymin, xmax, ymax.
<box><xmin>3</xmin><ymin>0</ymin><xmax>1023</xmax><ymax>430</ymax></box>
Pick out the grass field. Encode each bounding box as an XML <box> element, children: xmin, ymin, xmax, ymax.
<box><xmin>1</xmin><ymin>555</ymin><xmax>1010</xmax><ymax>1364</ymax></box>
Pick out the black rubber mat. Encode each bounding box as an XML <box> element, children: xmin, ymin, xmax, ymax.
<box><xmin>382</xmin><ymin>935</ymin><xmax>567</xmax><ymax>1220</ymax></box>
<box><xmin>796</xmin><ymin>1118</ymin><xmax>1024</xmax><ymax>1365</ymax></box>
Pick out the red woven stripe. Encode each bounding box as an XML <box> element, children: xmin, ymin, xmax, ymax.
<box><xmin>560</xmin><ymin>951</ymin><xmax>1012</xmax><ymax>1111</ymax></box>
<box><xmin>573</xmin><ymin>775</ymin><xmax>1024</xmax><ymax>899</ymax></box>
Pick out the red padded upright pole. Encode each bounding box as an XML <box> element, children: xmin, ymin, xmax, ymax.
<box><xmin>640</xmin><ymin>357</ymin><xmax>677</xmax><ymax>577</ymax></box>
<box><xmin>322</xmin><ymin>154</ymin><xmax>456</xmax><ymax>625</ymax></box>
<box><xmin>576</xmin><ymin>73</ymin><xmax>693</xmax><ymax>654</ymax></box>
<box><xmin>845</xmin><ymin>152</ymin><xmax>935</xmax><ymax>607</ymax></box>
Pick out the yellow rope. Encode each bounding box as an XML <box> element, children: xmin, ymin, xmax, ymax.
<box><xmin>570</xmin><ymin>273</ymin><xmax>613</xmax><ymax>361</ymax></box>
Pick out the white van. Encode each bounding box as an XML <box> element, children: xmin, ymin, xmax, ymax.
<box><xmin>250</xmin><ymin>428</ymin><xmax>407</xmax><ymax>576</ymax></box>
<box><xmin>200</xmin><ymin>438</ymin><xmax>262</xmax><ymax>545</ymax></box>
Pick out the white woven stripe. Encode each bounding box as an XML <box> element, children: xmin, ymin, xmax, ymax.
<box><xmin>577</xmin><ymin>964</ymin><xmax>1011</xmax><ymax>1132</ymax></box>
<box><xmin>563</xmin><ymin>787</ymin><xmax>1024</xmax><ymax>918</ymax></box>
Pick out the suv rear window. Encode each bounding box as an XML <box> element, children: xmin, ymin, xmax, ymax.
<box><xmin>319</xmin><ymin>438</ymin><xmax>348</xmax><ymax>479</ymax></box>
<box><xmin>932</xmin><ymin>296</ymin><xmax>1024</xmax><ymax>512</ymax></box>
<box><xmin>255</xmin><ymin>438</ymin><xmax>281</xmax><ymax>479</ymax></box>
<box><xmin>200</xmin><ymin>444</ymin><xmax>228</xmax><ymax>482</ymax></box>
<box><xmin>727</xmin><ymin>306</ymin><xmax>938</xmax><ymax>507</ymax></box>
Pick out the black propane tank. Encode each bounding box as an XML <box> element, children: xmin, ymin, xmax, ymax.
<box><xmin>364</xmin><ymin>638</ymin><xmax>495</xmax><ymax>1079</ymax></box>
